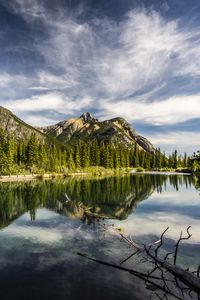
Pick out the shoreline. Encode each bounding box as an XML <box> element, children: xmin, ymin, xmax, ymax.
<box><xmin>130</xmin><ymin>170</ymin><xmax>192</xmax><ymax>175</ymax></box>
<box><xmin>0</xmin><ymin>172</ymin><xmax>90</xmax><ymax>182</ymax></box>
<box><xmin>0</xmin><ymin>169</ymin><xmax>193</xmax><ymax>183</ymax></box>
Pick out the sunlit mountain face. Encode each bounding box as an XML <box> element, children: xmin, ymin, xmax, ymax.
<box><xmin>0</xmin><ymin>0</ymin><xmax>200</xmax><ymax>154</ymax></box>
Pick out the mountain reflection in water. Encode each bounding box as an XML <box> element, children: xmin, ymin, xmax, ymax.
<box><xmin>0</xmin><ymin>174</ymin><xmax>200</xmax><ymax>300</ymax></box>
<box><xmin>0</xmin><ymin>174</ymin><xmax>196</xmax><ymax>228</ymax></box>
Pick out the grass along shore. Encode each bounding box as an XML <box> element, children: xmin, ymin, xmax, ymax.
<box><xmin>0</xmin><ymin>167</ymin><xmax>194</xmax><ymax>182</ymax></box>
<box><xmin>0</xmin><ymin>167</ymin><xmax>126</xmax><ymax>182</ymax></box>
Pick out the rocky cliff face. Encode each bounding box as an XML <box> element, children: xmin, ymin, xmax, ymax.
<box><xmin>0</xmin><ymin>106</ymin><xmax>46</xmax><ymax>141</ymax></box>
<box><xmin>39</xmin><ymin>112</ymin><xmax>155</xmax><ymax>152</ymax></box>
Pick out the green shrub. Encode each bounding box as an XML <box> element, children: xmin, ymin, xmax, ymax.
<box><xmin>136</xmin><ymin>167</ymin><xmax>144</xmax><ymax>172</ymax></box>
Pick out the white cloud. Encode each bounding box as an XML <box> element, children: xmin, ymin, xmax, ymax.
<box><xmin>1</xmin><ymin>3</ymin><xmax>200</xmax><ymax>150</ymax></box>
<box><xmin>5</xmin><ymin>225</ymin><xmax>63</xmax><ymax>244</ymax></box>
<box><xmin>32</xmin><ymin>8</ymin><xmax>200</xmax><ymax>101</ymax></box>
<box><xmin>0</xmin><ymin>73</ymin><xmax>12</xmax><ymax>87</ymax></box>
<box><xmin>36</xmin><ymin>70</ymin><xmax>77</xmax><ymax>89</ymax></box>
<box><xmin>3</xmin><ymin>92</ymin><xmax>94</xmax><ymax>125</ymax></box>
<box><xmin>116</xmin><ymin>212</ymin><xmax>200</xmax><ymax>243</ymax></box>
<box><xmin>100</xmin><ymin>94</ymin><xmax>200</xmax><ymax>125</ymax></box>
<box><xmin>7</xmin><ymin>0</ymin><xmax>47</xmax><ymax>20</ymax></box>
<box><xmin>0</xmin><ymin>73</ymin><xmax>28</xmax><ymax>87</ymax></box>
<box><xmin>24</xmin><ymin>8</ymin><xmax>200</xmax><ymax>128</ymax></box>
<box><xmin>5</xmin><ymin>92</ymin><xmax>64</xmax><ymax>112</ymax></box>
<box><xmin>148</xmin><ymin>131</ymin><xmax>200</xmax><ymax>147</ymax></box>
<box><xmin>94</xmin><ymin>10</ymin><xmax>180</xmax><ymax>98</ymax></box>
<box><xmin>23</xmin><ymin>114</ymin><xmax>59</xmax><ymax>127</ymax></box>
<box><xmin>146</xmin><ymin>131</ymin><xmax>200</xmax><ymax>154</ymax></box>
<box><xmin>28</xmin><ymin>86</ymin><xmax>52</xmax><ymax>91</ymax></box>
<box><xmin>0</xmin><ymin>72</ymin><xmax>34</xmax><ymax>100</ymax></box>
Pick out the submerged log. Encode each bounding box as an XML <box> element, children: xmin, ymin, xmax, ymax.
<box><xmin>78</xmin><ymin>225</ymin><xmax>200</xmax><ymax>299</ymax></box>
<box><xmin>77</xmin><ymin>252</ymin><xmax>184</xmax><ymax>300</ymax></box>
<box><xmin>117</xmin><ymin>228</ymin><xmax>200</xmax><ymax>294</ymax></box>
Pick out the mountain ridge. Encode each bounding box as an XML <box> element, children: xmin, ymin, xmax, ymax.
<box><xmin>38</xmin><ymin>111</ymin><xmax>155</xmax><ymax>152</ymax></box>
<box><xmin>0</xmin><ymin>106</ymin><xmax>155</xmax><ymax>152</ymax></box>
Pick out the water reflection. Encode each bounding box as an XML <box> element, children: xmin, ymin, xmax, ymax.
<box><xmin>0</xmin><ymin>174</ymin><xmax>196</xmax><ymax>229</ymax></box>
<box><xmin>0</xmin><ymin>174</ymin><xmax>199</xmax><ymax>300</ymax></box>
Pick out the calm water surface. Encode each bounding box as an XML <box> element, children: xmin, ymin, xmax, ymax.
<box><xmin>0</xmin><ymin>174</ymin><xmax>200</xmax><ymax>300</ymax></box>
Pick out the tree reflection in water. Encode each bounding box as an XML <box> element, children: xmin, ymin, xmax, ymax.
<box><xmin>0</xmin><ymin>174</ymin><xmax>195</xmax><ymax>229</ymax></box>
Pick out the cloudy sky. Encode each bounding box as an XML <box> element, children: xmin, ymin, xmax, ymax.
<box><xmin>0</xmin><ymin>0</ymin><xmax>200</xmax><ymax>154</ymax></box>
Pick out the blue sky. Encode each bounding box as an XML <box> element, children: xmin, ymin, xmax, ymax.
<box><xmin>0</xmin><ymin>0</ymin><xmax>200</xmax><ymax>154</ymax></box>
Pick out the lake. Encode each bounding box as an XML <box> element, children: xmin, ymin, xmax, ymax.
<box><xmin>0</xmin><ymin>174</ymin><xmax>200</xmax><ymax>300</ymax></box>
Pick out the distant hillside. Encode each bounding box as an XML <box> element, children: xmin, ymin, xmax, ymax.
<box><xmin>38</xmin><ymin>112</ymin><xmax>155</xmax><ymax>152</ymax></box>
<box><xmin>0</xmin><ymin>106</ymin><xmax>46</xmax><ymax>141</ymax></box>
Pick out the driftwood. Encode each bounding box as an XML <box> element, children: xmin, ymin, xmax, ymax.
<box><xmin>78</xmin><ymin>225</ymin><xmax>200</xmax><ymax>300</ymax></box>
<box><xmin>62</xmin><ymin>194</ymin><xmax>200</xmax><ymax>298</ymax></box>
<box><xmin>77</xmin><ymin>252</ymin><xmax>183</xmax><ymax>300</ymax></box>
<box><xmin>117</xmin><ymin>227</ymin><xmax>200</xmax><ymax>294</ymax></box>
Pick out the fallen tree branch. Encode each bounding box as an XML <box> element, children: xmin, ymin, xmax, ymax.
<box><xmin>77</xmin><ymin>252</ymin><xmax>184</xmax><ymax>300</ymax></box>
<box><xmin>117</xmin><ymin>228</ymin><xmax>200</xmax><ymax>294</ymax></box>
<box><xmin>173</xmin><ymin>226</ymin><xmax>192</xmax><ymax>265</ymax></box>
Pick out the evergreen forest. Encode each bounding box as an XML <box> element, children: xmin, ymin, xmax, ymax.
<box><xmin>0</xmin><ymin>129</ymin><xmax>192</xmax><ymax>175</ymax></box>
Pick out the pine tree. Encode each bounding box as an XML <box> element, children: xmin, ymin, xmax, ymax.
<box><xmin>133</xmin><ymin>144</ymin><xmax>139</xmax><ymax>168</ymax></box>
<box><xmin>144</xmin><ymin>152</ymin><xmax>151</xmax><ymax>170</ymax></box>
<box><xmin>113</xmin><ymin>147</ymin><xmax>120</xmax><ymax>169</ymax></box>
<box><xmin>6</xmin><ymin>135</ymin><xmax>15</xmax><ymax>172</ymax></box>
<box><xmin>26</xmin><ymin>133</ymin><xmax>39</xmax><ymax>168</ymax></box>
<box><xmin>104</xmin><ymin>144</ymin><xmax>114</xmax><ymax>169</ymax></box>
<box><xmin>139</xmin><ymin>150</ymin><xmax>145</xmax><ymax>168</ymax></box>
<box><xmin>93</xmin><ymin>140</ymin><xmax>100</xmax><ymax>166</ymax></box>
<box><xmin>38</xmin><ymin>144</ymin><xmax>48</xmax><ymax>170</ymax></box>
<box><xmin>183</xmin><ymin>152</ymin><xmax>188</xmax><ymax>168</ymax></box>
<box><xmin>125</xmin><ymin>150</ymin><xmax>130</xmax><ymax>168</ymax></box>
<box><xmin>74</xmin><ymin>143</ymin><xmax>81</xmax><ymax>169</ymax></box>
<box><xmin>173</xmin><ymin>150</ymin><xmax>178</xmax><ymax>169</ymax></box>
<box><xmin>0</xmin><ymin>130</ymin><xmax>7</xmax><ymax>174</ymax></box>
<box><xmin>100</xmin><ymin>143</ymin><xmax>106</xmax><ymax>167</ymax></box>
<box><xmin>68</xmin><ymin>152</ymin><xmax>76</xmax><ymax>171</ymax></box>
<box><xmin>81</xmin><ymin>142</ymin><xmax>90</xmax><ymax>168</ymax></box>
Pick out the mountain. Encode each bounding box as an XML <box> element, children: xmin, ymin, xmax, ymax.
<box><xmin>38</xmin><ymin>112</ymin><xmax>155</xmax><ymax>152</ymax></box>
<box><xmin>0</xmin><ymin>106</ymin><xmax>46</xmax><ymax>141</ymax></box>
<box><xmin>0</xmin><ymin>106</ymin><xmax>154</xmax><ymax>152</ymax></box>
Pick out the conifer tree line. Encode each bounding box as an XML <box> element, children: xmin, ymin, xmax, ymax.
<box><xmin>0</xmin><ymin>129</ymin><xmax>190</xmax><ymax>175</ymax></box>
<box><xmin>187</xmin><ymin>151</ymin><xmax>200</xmax><ymax>171</ymax></box>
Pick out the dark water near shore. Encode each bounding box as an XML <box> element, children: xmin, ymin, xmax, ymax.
<box><xmin>0</xmin><ymin>174</ymin><xmax>200</xmax><ymax>300</ymax></box>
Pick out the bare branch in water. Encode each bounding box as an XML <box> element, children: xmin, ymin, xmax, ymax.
<box><xmin>174</xmin><ymin>226</ymin><xmax>192</xmax><ymax>265</ymax></box>
<box><xmin>155</xmin><ymin>227</ymin><xmax>169</xmax><ymax>257</ymax></box>
<box><xmin>77</xmin><ymin>252</ymin><xmax>184</xmax><ymax>300</ymax></box>
<box><xmin>120</xmin><ymin>249</ymin><xmax>141</xmax><ymax>265</ymax></box>
<box><xmin>78</xmin><ymin>225</ymin><xmax>200</xmax><ymax>300</ymax></box>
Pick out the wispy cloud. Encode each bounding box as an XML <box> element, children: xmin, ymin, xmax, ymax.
<box><xmin>33</xmin><ymin>8</ymin><xmax>200</xmax><ymax>100</ymax></box>
<box><xmin>146</xmin><ymin>131</ymin><xmax>200</xmax><ymax>154</ymax></box>
<box><xmin>7</xmin><ymin>0</ymin><xmax>47</xmax><ymax>21</ymax></box>
<box><xmin>100</xmin><ymin>94</ymin><xmax>200</xmax><ymax>125</ymax></box>
<box><xmin>1</xmin><ymin>1</ymin><xmax>200</xmax><ymax>151</ymax></box>
<box><xmin>3</xmin><ymin>92</ymin><xmax>94</xmax><ymax>125</ymax></box>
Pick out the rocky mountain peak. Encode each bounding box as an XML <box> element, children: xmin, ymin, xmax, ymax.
<box><xmin>0</xmin><ymin>106</ymin><xmax>155</xmax><ymax>153</ymax></box>
<box><xmin>80</xmin><ymin>112</ymin><xmax>98</xmax><ymax>123</ymax></box>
